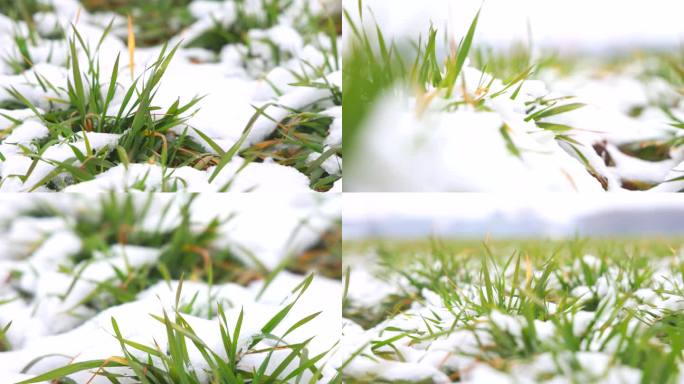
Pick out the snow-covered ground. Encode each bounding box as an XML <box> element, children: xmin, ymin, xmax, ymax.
<box><xmin>338</xmin><ymin>194</ymin><xmax>684</xmax><ymax>383</ymax></box>
<box><xmin>344</xmin><ymin>0</ymin><xmax>684</xmax><ymax>192</ymax></box>
<box><xmin>0</xmin><ymin>0</ymin><xmax>342</xmax><ymax>192</ymax></box>
<box><xmin>0</xmin><ymin>193</ymin><xmax>342</xmax><ymax>382</ymax></box>
<box><xmin>339</xmin><ymin>241</ymin><xmax>684</xmax><ymax>384</ymax></box>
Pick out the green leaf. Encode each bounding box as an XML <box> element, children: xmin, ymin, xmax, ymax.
<box><xmin>444</xmin><ymin>8</ymin><xmax>480</xmax><ymax>98</ymax></box>
<box><xmin>536</xmin><ymin>122</ymin><xmax>574</xmax><ymax>133</ymax></box>
<box><xmin>16</xmin><ymin>360</ymin><xmax>125</xmax><ymax>384</ymax></box>
<box><xmin>208</xmin><ymin>103</ymin><xmax>274</xmax><ymax>183</ymax></box>
<box><xmin>500</xmin><ymin>124</ymin><xmax>521</xmax><ymax>158</ymax></box>
<box><xmin>193</xmin><ymin>128</ymin><xmax>225</xmax><ymax>156</ymax></box>
<box><xmin>68</xmin><ymin>36</ymin><xmax>86</xmax><ymax>120</ymax></box>
<box><xmin>528</xmin><ymin>102</ymin><xmax>585</xmax><ymax>121</ymax></box>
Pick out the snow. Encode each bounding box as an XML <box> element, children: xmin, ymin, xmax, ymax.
<box><xmin>2</xmin><ymin>131</ymin><xmax>121</xmax><ymax>192</ymax></box>
<box><xmin>347</xmin><ymin>89</ymin><xmax>605</xmax><ymax>191</ymax></box>
<box><xmin>60</xmin><ymin>158</ymin><xmax>315</xmax><ymax>193</ymax></box>
<box><xmin>489</xmin><ymin>310</ymin><xmax>523</xmax><ymax>337</ymax></box>
<box><xmin>2</xmin><ymin>120</ymin><xmax>49</xmax><ymax>145</ymax></box>
<box><xmin>62</xmin><ymin>163</ymin><xmax>210</xmax><ymax>192</ymax></box>
<box><xmin>346</xmin><ymin>269</ymin><xmax>397</xmax><ymax>308</ymax></box>
<box><xmin>189</xmin><ymin>193</ymin><xmax>341</xmax><ymax>269</ymax></box>
<box><xmin>208</xmin><ymin>158</ymin><xmax>314</xmax><ymax>192</ymax></box>
<box><xmin>323</xmin><ymin>106</ymin><xmax>342</xmax><ymax>147</ymax></box>
<box><xmin>463</xmin><ymin>364</ymin><xmax>513</xmax><ymax>384</ymax></box>
<box><xmin>572</xmin><ymin>311</ymin><xmax>595</xmax><ymax>337</ymax></box>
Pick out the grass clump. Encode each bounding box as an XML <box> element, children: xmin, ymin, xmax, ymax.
<box><xmin>343</xmin><ymin>1</ymin><xmax>487</xmax><ymax>146</ymax></box>
<box><xmin>4</xmin><ymin>24</ymin><xmax>218</xmax><ymax>190</ymax></box>
<box><xmin>82</xmin><ymin>0</ymin><xmax>194</xmax><ymax>46</ymax></box>
<box><xmin>19</xmin><ymin>274</ymin><xmax>332</xmax><ymax>383</ymax></box>
<box><xmin>3</xmin><ymin>193</ymin><xmax>341</xmax><ymax>315</ymax></box>
<box><xmin>242</xmin><ymin>109</ymin><xmax>338</xmax><ymax>191</ymax></box>
<box><xmin>186</xmin><ymin>0</ymin><xmax>285</xmax><ymax>53</ymax></box>
<box><xmin>58</xmin><ymin>194</ymin><xmax>244</xmax><ymax>311</ymax></box>
<box><xmin>343</xmin><ymin>2</ymin><xmax>584</xmax><ymax>153</ymax></box>
<box><xmin>3</xmin><ymin>27</ymin><xmax>39</xmax><ymax>74</ymax></box>
<box><xmin>0</xmin><ymin>0</ymin><xmax>51</xmax><ymax>21</ymax></box>
<box><xmin>185</xmin><ymin>0</ymin><xmax>336</xmax><ymax>64</ymax></box>
<box><xmin>3</xmin><ymin>11</ymin><xmax>341</xmax><ymax>191</ymax></box>
<box><xmin>239</xmin><ymin>20</ymin><xmax>342</xmax><ymax>192</ymax></box>
<box><xmin>243</xmin><ymin>95</ymin><xmax>341</xmax><ymax>192</ymax></box>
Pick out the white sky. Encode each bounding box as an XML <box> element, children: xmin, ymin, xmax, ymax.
<box><xmin>346</xmin><ymin>0</ymin><xmax>684</xmax><ymax>51</ymax></box>
<box><xmin>344</xmin><ymin>193</ymin><xmax>684</xmax><ymax>223</ymax></box>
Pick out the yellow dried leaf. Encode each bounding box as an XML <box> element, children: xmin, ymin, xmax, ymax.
<box><xmin>525</xmin><ymin>253</ymin><xmax>532</xmax><ymax>288</ymax></box>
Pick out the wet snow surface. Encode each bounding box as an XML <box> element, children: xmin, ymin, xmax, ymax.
<box><xmin>0</xmin><ymin>0</ymin><xmax>341</xmax><ymax>192</ymax></box>
<box><xmin>0</xmin><ymin>193</ymin><xmax>341</xmax><ymax>383</ymax></box>
<box><xmin>340</xmin><ymin>248</ymin><xmax>684</xmax><ymax>383</ymax></box>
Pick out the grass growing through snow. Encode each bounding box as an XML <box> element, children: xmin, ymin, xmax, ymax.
<box><xmin>0</xmin><ymin>193</ymin><xmax>238</xmax><ymax>316</ymax></box>
<box><xmin>81</xmin><ymin>0</ymin><xmax>194</xmax><ymax>46</ymax></box>
<box><xmin>343</xmin><ymin>1</ymin><xmax>489</xmax><ymax>149</ymax></box>
<box><xmin>0</xmin><ymin>193</ymin><xmax>340</xmax><ymax>381</ymax></box>
<box><xmin>18</xmin><ymin>273</ymin><xmax>332</xmax><ymax>383</ymax></box>
<box><xmin>185</xmin><ymin>0</ymin><xmax>335</xmax><ymax>66</ymax></box>
<box><xmin>3</xmin><ymin>23</ymin><xmax>220</xmax><ymax>190</ymax></box>
<box><xmin>342</xmin><ymin>238</ymin><xmax>684</xmax><ymax>383</ymax></box>
<box><xmin>2</xmin><ymin>193</ymin><xmax>340</xmax><ymax>318</ymax></box>
<box><xmin>186</xmin><ymin>0</ymin><xmax>286</xmax><ymax>53</ymax></box>
<box><xmin>2</xmin><ymin>3</ymin><xmax>342</xmax><ymax>191</ymax></box>
<box><xmin>0</xmin><ymin>0</ymin><xmax>51</xmax><ymax>22</ymax></box>
<box><xmin>343</xmin><ymin>2</ymin><xmax>684</xmax><ymax>192</ymax></box>
<box><xmin>241</xmin><ymin>19</ymin><xmax>342</xmax><ymax>192</ymax></box>
<box><xmin>343</xmin><ymin>2</ymin><xmax>585</xmax><ymax>157</ymax></box>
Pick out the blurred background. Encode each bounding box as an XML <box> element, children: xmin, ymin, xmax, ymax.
<box><xmin>344</xmin><ymin>193</ymin><xmax>684</xmax><ymax>240</ymax></box>
<box><xmin>344</xmin><ymin>0</ymin><xmax>684</xmax><ymax>54</ymax></box>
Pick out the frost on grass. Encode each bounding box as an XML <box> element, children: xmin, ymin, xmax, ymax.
<box><xmin>0</xmin><ymin>193</ymin><xmax>342</xmax><ymax>382</ymax></box>
<box><xmin>0</xmin><ymin>0</ymin><xmax>341</xmax><ymax>192</ymax></box>
<box><xmin>338</xmin><ymin>240</ymin><xmax>684</xmax><ymax>383</ymax></box>
<box><xmin>344</xmin><ymin>2</ymin><xmax>684</xmax><ymax>192</ymax></box>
